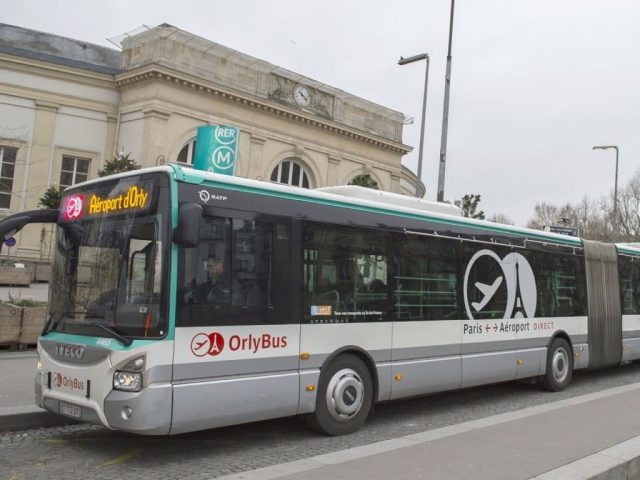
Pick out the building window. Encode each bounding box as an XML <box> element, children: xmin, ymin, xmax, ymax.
<box><xmin>0</xmin><ymin>146</ymin><xmax>17</xmax><ymax>209</ymax></box>
<box><xmin>270</xmin><ymin>158</ymin><xmax>310</xmax><ymax>188</ymax></box>
<box><xmin>349</xmin><ymin>173</ymin><xmax>379</xmax><ymax>190</ymax></box>
<box><xmin>60</xmin><ymin>155</ymin><xmax>90</xmax><ymax>189</ymax></box>
<box><xmin>177</xmin><ymin>139</ymin><xmax>196</xmax><ymax>164</ymax></box>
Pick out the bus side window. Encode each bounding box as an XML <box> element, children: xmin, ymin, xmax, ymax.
<box><xmin>179</xmin><ymin>216</ymin><xmax>273</xmax><ymax>308</ymax></box>
<box><xmin>395</xmin><ymin>236</ymin><xmax>458</xmax><ymax>321</ymax></box>
<box><xmin>302</xmin><ymin>221</ymin><xmax>388</xmax><ymax>322</ymax></box>
<box><xmin>620</xmin><ymin>256</ymin><xmax>640</xmax><ymax>315</ymax></box>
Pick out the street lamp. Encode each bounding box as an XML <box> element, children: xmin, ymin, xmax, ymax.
<box><xmin>592</xmin><ymin>145</ymin><xmax>620</xmax><ymax>238</ymax></box>
<box><xmin>438</xmin><ymin>0</ymin><xmax>456</xmax><ymax>203</ymax></box>
<box><xmin>398</xmin><ymin>53</ymin><xmax>430</xmax><ymax>198</ymax></box>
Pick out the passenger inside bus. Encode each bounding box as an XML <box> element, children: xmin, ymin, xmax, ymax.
<box><xmin>192</xmin><ymin>257</ymin><xmax>230</xmax><ymax>304</ymax></box>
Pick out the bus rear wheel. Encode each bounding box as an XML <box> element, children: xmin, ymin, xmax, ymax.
<box><xmin>306</xmin><ymin>354</ymin><xmax>373</xmax><ymax>436</ymax></box>
<box><xmin>543</xmin><ymin>338</ymin><xmax>573</xmax><ymax>391</ymax></box>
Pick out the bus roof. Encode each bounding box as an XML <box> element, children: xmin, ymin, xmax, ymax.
<box><xmin>68</xmin><ymin>164</ymin><xmax>639</xmax><ymax>254</ymax></box>
<box><xmin>169</xmin><ymin>164</ymin><xmax>586</xmax><ymax>249</ymax></box>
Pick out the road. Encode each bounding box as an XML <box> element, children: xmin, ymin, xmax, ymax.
<box><xmin>2</xmin><ymin>363</ymin><xmax>640</xmax><ymax>480</ymax></box>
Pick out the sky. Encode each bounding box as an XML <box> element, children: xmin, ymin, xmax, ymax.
<box><xmin>3</xmin><ymin>0</ymin><xmax>639</xmax><ymax>226</ymax></box>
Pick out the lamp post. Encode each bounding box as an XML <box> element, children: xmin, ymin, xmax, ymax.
<box><xmin>592</xmin><ymin>145</ymin><xmax>620</xmax><ymax>239</ymax></box>
<box><xmin>438</xmin><ymin>0</ymin><xmax>456</xmax><ymax>203</ymax></box>
<box><xmin>398</xmin><ymin>53</ymin><xmax>430</xmax><ymax>198</ymax></box>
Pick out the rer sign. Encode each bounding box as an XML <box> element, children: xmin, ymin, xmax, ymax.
<box><xmin>193</xmin><ymin>125</ymin><xmax>239</xmax><ymax>176</ymax></box>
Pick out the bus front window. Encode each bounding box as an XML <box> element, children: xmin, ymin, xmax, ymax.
<box><xmin>48</xmin><ymin>214</ymin><xmax>166</xmax><ymax>339</ymax></box>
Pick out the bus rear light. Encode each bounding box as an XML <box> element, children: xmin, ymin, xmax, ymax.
<box><xmin>113</xmin><ymin>371</ymin><xmax>142</xmax><ymax>392</ymax></box>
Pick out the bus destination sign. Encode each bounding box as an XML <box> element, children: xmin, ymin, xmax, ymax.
<box><xmin>61</xmin><ymin>185</ymin><xmax>150</xmax><ymax>221</ymax></box>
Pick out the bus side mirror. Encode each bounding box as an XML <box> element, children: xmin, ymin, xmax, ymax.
<box><xmin>173</xmin><ymin>203</ymin><xmax>202</xmax><ymax>247</ymax></box>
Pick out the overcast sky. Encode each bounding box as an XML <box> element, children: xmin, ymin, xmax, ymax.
<box><xmin>3</xmin><ymin>0</ymin><xmax>639</xmax><ymax>226</ymax></box>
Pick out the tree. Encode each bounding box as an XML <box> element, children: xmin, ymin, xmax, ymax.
<box><xmin>38</xmin><ymin>185</ymin><xmax>62</xmax><ymax>209</ymax></box>
<box><xmin>488</xmin><ymin>213</ymin><xmax>514</xmax><ymax>225</ymax></box>
<box><xmin>616</xmin><ymin>169</ymin><xmax>640</xmax><ymax>242</ymax></box>
<box><xmin>348</xmin><ymin>174</ymin><xmax>379</xmax><ymax>190</ymax></box>
<box><xmin>526</xmin><ymin>202</ymin><xmax>560</xmax><ymax>231</ymax></box>
<box><xmin>459</xmin><ymin>194</ymin><xmax>485</xmax><ymax>220</ymax></box>
<box><xmin>98</xmin><ymin>152</ymin><xmax>140</xmax><ymax>177</ymax></box>
<box><xmin>526</xmin><ymin>170</ymin><xmax>640</xmax><ymax>242</ymax></box>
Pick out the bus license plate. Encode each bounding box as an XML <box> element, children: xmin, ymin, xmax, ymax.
<box><xmin>59</xmin><ymin>402</ymin><xmax>81</xmax><ymax>418</ymax></box>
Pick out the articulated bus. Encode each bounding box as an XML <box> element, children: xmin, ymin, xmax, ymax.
<box><xmin>1</xmin><ymin>164</ymin><xmax>639</xmax><ymax>436</ymax></box>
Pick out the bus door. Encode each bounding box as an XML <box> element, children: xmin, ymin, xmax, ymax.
<box><xmin>171</xmin><ymin>209</ymin><xmax>299</xmax><ymax>433</ymax></box>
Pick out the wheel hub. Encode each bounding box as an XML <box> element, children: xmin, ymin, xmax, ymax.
<box><xmin>552</xmin><ymin>347</ymin><xmax>569</xmax><ymax>383</ymax></box>
<box><xmin>326</xmin><ymin>368</ymin><xmax>364</xmax><ymax>422</ymax></box>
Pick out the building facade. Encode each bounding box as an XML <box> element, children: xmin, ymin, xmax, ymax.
<box><xmin>0</xmin><ymin>23</ymin><xmax>417</xmax><ymax>259</ymax></box>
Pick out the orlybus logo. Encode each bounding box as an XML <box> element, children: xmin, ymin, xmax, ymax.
<box><xmin>64</xmin><ymin>195</ymin><xmax>84</xmax><ymax>221</ymax></box>
<box><xmin>190</xmin><ymin>332</ymin><xmax>225</xmax><ymax>357</ymax></box>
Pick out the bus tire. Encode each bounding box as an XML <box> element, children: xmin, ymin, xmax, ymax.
<box><xmin>543</xmin><ymin>337</ymin><xmax>573</xmax><ymax>392</ymax></box>
<box><xmin>306</xmin><ymin>354</ymin><xmax>373</xmax><ymax>436</ymax></box>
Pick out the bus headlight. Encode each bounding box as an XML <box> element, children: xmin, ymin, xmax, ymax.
<box><xmin>113</xmin><ymin>371</ymin><xmax>142</xmax><ymax>392</ymax></box>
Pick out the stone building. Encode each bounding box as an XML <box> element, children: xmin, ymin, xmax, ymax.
<box><xmin>0</xmin><ymin>23</ymin><xmax>417</xmax><ymax>259</ymax></box>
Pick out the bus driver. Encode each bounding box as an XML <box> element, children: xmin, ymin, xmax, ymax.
<box><xmin>196</xmin><ymin>257</ymin><xmax>230</xmax><ymax>304</ymax></box>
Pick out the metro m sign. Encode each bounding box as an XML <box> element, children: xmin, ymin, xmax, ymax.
<box><xmin>193</xmin><ymin>125</ymin><xmax>239</xmax><ymax>176</ymax></box>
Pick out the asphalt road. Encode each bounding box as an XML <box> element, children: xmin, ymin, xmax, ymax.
<box><xmin>2</xmin><ymin>363</ymin><xmax>640</xmax><ymax>480</ymax></box>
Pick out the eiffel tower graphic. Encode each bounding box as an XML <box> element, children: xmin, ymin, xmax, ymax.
<box><xmin>511</xmin><ymin>260</ymin><xmax>528</xmax><ymax>318</ymax></box>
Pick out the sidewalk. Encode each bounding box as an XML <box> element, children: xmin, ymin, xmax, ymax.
<box><xmin>217</xmin><ymin>384</ymin><xmax>640</xmax><ymax>480</ymax></box>
<box><xmin>0</xmin><ymin>351</ymin><xmax>74</xmax><ymax>431</ymax></box>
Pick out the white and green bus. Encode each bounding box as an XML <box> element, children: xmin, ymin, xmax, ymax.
<box><xmin>1</xmin><ymin>164</ymin><xmax>639</xmax><ymax>436</ymax></box>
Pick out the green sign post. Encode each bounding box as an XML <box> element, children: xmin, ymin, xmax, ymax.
<box><xmin>193</xmin><ymin>125</ymin><xmax>239</xmax><ymax>175</ymax></box>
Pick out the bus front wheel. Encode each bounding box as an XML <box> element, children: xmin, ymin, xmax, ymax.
<box><xmin>543</xmin><ymin>337</ymin><xmax>573</xmax><ymax>392</ymax></box>
<box><xmin>306</xmin><ymin>354</ymin><xmax>373</xmax><ymax>436</ymax></box>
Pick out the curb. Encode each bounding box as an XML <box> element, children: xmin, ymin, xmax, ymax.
<box><xmin>213</xmin><ymin>383</ymin><xmax>640</xmax><ymax>480</ymax></box>
<box><xmin>0</xmin><ymin>405</ymin><xmax>78</xmax><ymax>432</ymax></box>
<box><xmin>531</xmin><ymin>434</ymin><xmax>640</xmax><ymax>479</ymax></box>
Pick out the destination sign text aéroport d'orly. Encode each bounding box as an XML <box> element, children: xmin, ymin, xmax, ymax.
<box><xmin>88</xmin><ymin>185</ymin><xmax>149</xmax><ymax>215</ymax></box>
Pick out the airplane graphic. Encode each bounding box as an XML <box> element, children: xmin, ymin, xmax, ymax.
<box><xmin>472</xmin><ymin>277</ymin><xmax>503</xmax><ymax>312</ymax></box>
<box><xmin>194</xmin><ymin>340</ymin><xmax>208</xmax><ymax>351</ymax></box>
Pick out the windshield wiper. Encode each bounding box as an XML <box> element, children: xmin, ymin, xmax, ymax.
<box><xmin>42</xmin><ymin>311</ymin><xmax>74</xmax><ymax>336</ymax></box>
<box><xmin>64</xmin><ymin>321</ymin><xmax>133</xmax><ymax>347</ymax></box>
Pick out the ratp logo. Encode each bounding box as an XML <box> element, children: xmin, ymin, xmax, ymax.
<box><xmin>463</xmin><ymin>250</ymin><xmax>536</xmax><ymax>320</ymax></box>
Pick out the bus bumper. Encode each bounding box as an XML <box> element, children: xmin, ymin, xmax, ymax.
<box><xmin>35</xmin><ymin>371</ymin><xmax>172</xmax><ymax>435</ymax></box>
<box><xmin>103</xmin><ymin>384</ymin><xmax>172</xmax><ymax>435</ymax></box>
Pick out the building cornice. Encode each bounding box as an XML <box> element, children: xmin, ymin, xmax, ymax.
<box><xmin>0</xmin><ymin>52</ymin><xmax>117</xmax><ymax>89</ymax></box>
<box><xmin>115</xmin><ymin>65</ymin><xmax>412</xmax><ymax>155</ymax></box>
<box><xmin>0</xmin><ymin>82</ymin><xmax>118</xmax><ymax>118</ymax></box>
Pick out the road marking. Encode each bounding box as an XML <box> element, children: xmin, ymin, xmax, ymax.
<box><xmin>97</xmin><ymin>451</ymin><xmax>138</xmax><ymax>467</ymax></box>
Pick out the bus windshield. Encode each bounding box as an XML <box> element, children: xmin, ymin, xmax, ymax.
<box><xmin>46</xmin><ymin>174</ymin><xmax>169</xmax><ymax>340</ymax></box>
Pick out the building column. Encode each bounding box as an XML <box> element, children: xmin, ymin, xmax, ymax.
<box><xmin>103</xmin><ymin>114</ymin><xmax>118</xmax><ymax>173</ymax></box>
<box><xmin>140</xmin><ymin>107</ymin><xmax>171</xmax><ymax>167</ymax></box>
<box><xmin>246</xmin><ymin>134</ymin><xmax>266</xmax><ymax>180</ymax></box>
<box><xmin>327</xmin><ymin>156</ymin><xmax>342</xmax><ymax>186</ymax></box>
<box><xmin>30</xmin><ymin>100</ymin><xmax>59</xmax><ymax>207</ymax></box>
<box><xmin>13</xmin><ymin>100</ymin><xmax>58</xmax><ymax>258</ymax></box>
<box><xmin>390</xmin><ymin>172</ymin><xmax>401</xmax><ymax>194</ymax></box>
